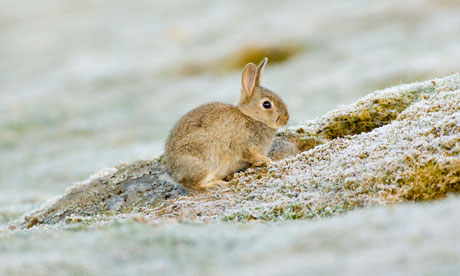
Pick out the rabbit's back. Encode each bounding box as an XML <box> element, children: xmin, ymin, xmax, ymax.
<box><xmin>166</xmin><ymin>102</ymin><xmax>247</xmax><ymax>154</ymax></box>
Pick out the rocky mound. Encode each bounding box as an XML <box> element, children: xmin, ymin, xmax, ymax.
<box><xmin>10</xmin><ymin>74</ymin><xmax>460</xmax><ymax>229</ymax></box>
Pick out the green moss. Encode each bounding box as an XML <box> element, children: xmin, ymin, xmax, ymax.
<box><xmin>318</xmin><ymin>94</ymin><xmax>417</xmax><ymax>140</ymax></box>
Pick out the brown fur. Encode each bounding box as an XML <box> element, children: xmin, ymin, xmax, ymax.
<box><xmin>165</xmin><ymin>58</ymin><xmax>289</xmax><ymax>189</ymax></box>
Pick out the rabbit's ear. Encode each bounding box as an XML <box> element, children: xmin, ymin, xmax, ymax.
<box><xmin>255</xmin><ymin>57</ymin><xmax>267</xmax><ymax>87</ymax></box>
<box><xmin>241</xmin><ymin>63</ymin><xmax>257</xmax><ymax>98</ymax></box>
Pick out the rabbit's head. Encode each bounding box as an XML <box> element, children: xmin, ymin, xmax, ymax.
<box><xmin>237</xmin><ymin>58</ymin><xmax>289</xmax><ymax>129</ymax></box>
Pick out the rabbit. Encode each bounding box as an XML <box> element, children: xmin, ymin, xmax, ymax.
<box><xmin>165</xmin><ymin>57</ymin><xmax>289</xmax><ymax>190</ymax></box>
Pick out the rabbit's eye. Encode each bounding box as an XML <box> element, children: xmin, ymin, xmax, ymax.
<box><xmin>263</xmin><ymin>101</ymin><xmax>272</xmax><ymax>109</ymax></box>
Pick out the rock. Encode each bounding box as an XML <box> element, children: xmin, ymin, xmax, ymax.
<box><xmin>10</xmin><ymin>159</ymin><xmax>187</xmax><ymax>229</ymax></box>
<box><xmin>268</xmin><ymin>138</ymin><xmax>300</xmax><ymax>161</ymax></box>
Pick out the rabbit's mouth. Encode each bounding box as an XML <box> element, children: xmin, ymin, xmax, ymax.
<box><xmin>276</xmin><ymin>114</ymin><xmax>289</xmax><ymax>127</ymax></box>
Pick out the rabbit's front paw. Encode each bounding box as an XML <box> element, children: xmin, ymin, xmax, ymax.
<box><xmin>253</xmin><ymin>156</ymin><xmax>271</xmax><ymax>167</ymax></box>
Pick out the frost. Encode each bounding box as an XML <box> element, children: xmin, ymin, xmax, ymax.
<box><xmin>71</xmin><ymin>167</ymin><xmax>118</xmax><ymax>189</ymax></box>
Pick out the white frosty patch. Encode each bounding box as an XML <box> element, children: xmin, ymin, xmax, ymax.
<box><xmin>70</xmin><ymin>167</ymin><xmax>119</xmax><ymax>190</ymax></box>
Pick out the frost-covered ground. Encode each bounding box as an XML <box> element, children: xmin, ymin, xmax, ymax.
<box><xmin>2</xmin><ymin>197</ymin><xmax>460</xmax><ymax>275</ymax></box>
<box><xmin>1</xmin><ymin>0</ymin><xmax>460</xmax><ymax>274</ymax></box>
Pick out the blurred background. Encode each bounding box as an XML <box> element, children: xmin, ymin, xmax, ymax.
<box><xmin>1</xmin><ymin>0</ymin><xmax>460</xmax><ymax>225</ymax></box>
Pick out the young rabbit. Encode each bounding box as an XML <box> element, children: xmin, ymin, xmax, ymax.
<box><xmin>165</xmin><ymin>58</ymin><xmax>289</xmax><ymax>189</ymax></box>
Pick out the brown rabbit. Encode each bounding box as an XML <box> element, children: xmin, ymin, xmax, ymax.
<box><xmin>165</xmin><ymin>58</ymin><xmax>289</xmax><ymax>189</ymax></box>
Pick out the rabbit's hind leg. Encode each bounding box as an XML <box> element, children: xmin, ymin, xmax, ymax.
<box><xmin>168</xmin><ymin>156</ymin><xmax>206</xmax><ymax>188</ymax></box>
<box><xmin>171</xmin><ymin>156</ymin><xmax>226</xmax><ymax>190</ymax></box>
